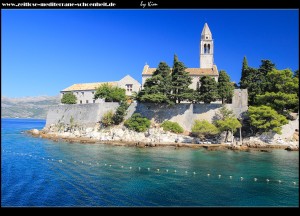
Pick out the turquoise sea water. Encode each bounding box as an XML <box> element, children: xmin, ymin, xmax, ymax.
<box><xmin>1</xmin><ymin>118</ymin><xmax>299</xmax><ymax>207</ymax></box>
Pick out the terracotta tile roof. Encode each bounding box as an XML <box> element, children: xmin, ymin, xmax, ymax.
<box><xmin>61</xmin><ymin>82</ymin><xmax>118</xmax><ymax>91</ymax></box>
<box><xmin>142</xmin><ymin>65</ymin><xmax>218</xmax><ymax>76</ymax></box>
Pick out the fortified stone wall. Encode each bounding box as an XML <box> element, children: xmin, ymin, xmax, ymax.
<box><xmin>46</xmin><ymin>99</ymin><xmax>247</xmax><ymax>131</ymax></box>
<box><xmin>45</xmin><ymin>103</ymin><xmax>120</xmax><ymax>128</ymax></box>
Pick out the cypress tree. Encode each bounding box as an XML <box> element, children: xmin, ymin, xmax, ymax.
<box><xmin>198</xmin><ymin>76</ymin><xmax>218</xmax><ymax>104</ymax></box>
<box><xmin>170</xmin><ymin>54</ymin><xmax>192</xmax><ymax>103</ymax></box>
<box><xmin>217</xmin><ymin>70</ymin><xmax>234</xmax><ymax>104</ymax></box>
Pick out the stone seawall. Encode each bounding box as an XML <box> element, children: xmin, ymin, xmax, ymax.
<box><xmin>45</xmin><ymin>103</ymin><xmax>120</xmax><ymax>128</ymax></box>
<box><xmin>127</xmin><ymin>103</ymin><xmax>228</xmax><ymax>131</ymax></box>
<box><xmin>46</xmin><ymin>102</ymin><xmax>247</xmax><ymax>131</ymax></box>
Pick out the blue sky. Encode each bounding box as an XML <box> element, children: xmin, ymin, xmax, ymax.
<box><xmin>2</xmin><ymin>9</ymin><xmax>299</xmax><ymax>97</ymax></box>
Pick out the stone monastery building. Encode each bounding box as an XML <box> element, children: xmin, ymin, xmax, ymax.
<box><xmin>61</xmin><ymin>23</ymin><xmax>219</xmax><ymax>104</ymax></box>
<box><xmin>142</xmin><ymin>23</ymin><xmax>219</xmax><ymax>89</ymax></box>
<box><xmin>60</xmin><ymin>75</ymin><xmax>141</xmax><ymax>104</ymax></box>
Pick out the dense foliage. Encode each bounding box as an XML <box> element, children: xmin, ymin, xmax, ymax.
<box><xmin>94</xmin><ymin>83</ymin><xmax>126</xmax><ymax>102</ymax></box>
<box><xmin>170</xmin><ymin>55</ymin><xmax>193</xmax><ymax>103</ymax></box>
<box><xmin>248</xmin><ymin>105</ymin><xmax>288</xmax><ymax>134</ymax></box>
<box><xmin>124</xmin><ymin>113</ymin><xmax>151</xmax><ymax>132</ymax></box>
<box><xmin>137</xmin><ymin>55</ymin><xmax>194</xmax><ymax>104</ymax></box>
<box><xmin>160</xmin><ymin>121</ymin><xmax>184</xmax><ymax>134</ymax></box>
<box><xmin>239</xmin><ymin>57</ymin><xmax>298</xmax><ymax>134</ymax></box>
<box><xmin>217</xmin><ymin>70</ymin><xmax>234</xmax><ymax>104</ymax></box>
<box><xmin>191</xmin><ymin>120</ymin><xmax>219</xmax><ymax>139</ymax></box>
<box><xmin>196</xmin><ymin>76</ymin><xmax>218</xmax><ymax>104</ymax></box>
<box><xmin>137</xmin><ymin>62</ymin><xmax>172</xmax><ymax>104</ymax></box>
<box><xmin>61</xmin><ymin>92</ymin><xmax>77</xmax><ymax>104</ymax></box>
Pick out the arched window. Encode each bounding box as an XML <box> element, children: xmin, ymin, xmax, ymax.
<box><xmin>208</xmin><ymin>44</ymin><xmax>210</xmax><ymax>54</ymax></box>
<box><xmin>204</xmin><ymin>44</ymin><xmax>207</xmax><ymax>54</ymax></box>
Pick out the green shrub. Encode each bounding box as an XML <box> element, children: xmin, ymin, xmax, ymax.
<box><xmin>101</xmin><ymin>110</ymin><xmax>114</xmax><ymax>127</ymax></box>
<box><xmin>94</xmin><ymin>83</ymin><xmax>126</xmax><ymax>102</ymax></box>
<box><xmin>124</xmin><ymin>113</ymin><xmax>150</xmax><ymax>132</ymax></box>
<box><xmin>112</xmin><ymin>101</ymin><xmax>129</xmax><ymax>125</ymax></box>
<box><xmin>191</xmin><ymin>120</ymin><xmax>219</xmax><ymax>139</ymax></box>
<box><xmin>161</xmin><ymin>121</ymin><xmax>184</xmax><ymax>133</ymax></box>
<box><xmin>61</xmin><ymin>92</ymin><xmax>77</xmax><ymax>104</ymax></box>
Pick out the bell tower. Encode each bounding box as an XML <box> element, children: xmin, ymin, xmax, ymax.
<box><xmin>200</xmin><ymin>23</ymin><xmax>214</xmax><ymax>68</ymax></box>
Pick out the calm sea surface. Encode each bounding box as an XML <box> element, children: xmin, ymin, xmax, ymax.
<box><xmin>1</xmin><ymin>118</ymin><xmax>299</xmax><ymax>207</ymax></box>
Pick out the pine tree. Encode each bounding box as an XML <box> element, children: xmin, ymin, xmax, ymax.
<box><xmin>248</xmin><ymin>105</ymin><xmax>288</xmax><ymax>134</ymax></box>
<box><xmin>217</xmin><ymin>70</ymin><xmax>234</xmax><ymax>104</ymax></box>
<box><xmin>198</xmin><ymin>76</ymin><xmax>218</xmax><ymax>104</ymax></box>
<box><xmin>170</xmin><ymin>54</ymin><xmax>193</xmax><ymax>103</ymax></box>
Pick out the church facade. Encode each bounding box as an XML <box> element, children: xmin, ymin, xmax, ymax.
<box><xmin>142</xmin><ymin>23</ymin><xmax>219</xmax><ymax>89</ymax></box>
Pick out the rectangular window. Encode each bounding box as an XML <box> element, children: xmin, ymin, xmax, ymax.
<box><xmin>86</xmin><ymin>100</ymin><xmax>88</xmax><ymax>104</ymax></box>
<box><xmin>92</xmin><ymin>91</ymin><xmax>95</xmax><ymax>94</ymax></box>
<box><xmin>81</xmin><ymin>92</ymin><xmax>84</xmax><ymax>96</ymax></box>
<box><xmin>80</xmin><ymin>100</ymin><xmax>82</xmax><ymax>104</ymax></box>
<box><xmin>126</xmin><ymin>84</ymin><xmax>133</xmax><ymax>92</ymax></box>
<box><xmin>93</xmin><ymin>100</ymin><xmax>95</xmax><ymax>103</ymax></box>
<box><xmin>76</xmin><ymin>92</ymin><xmax>79</xmax><ymax>95</ymax></box>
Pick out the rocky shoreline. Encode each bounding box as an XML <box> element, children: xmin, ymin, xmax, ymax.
<box><xmin>27</xmin><ymin>123</ymin><xmax>299</xmax><ymax>151</ymax></box>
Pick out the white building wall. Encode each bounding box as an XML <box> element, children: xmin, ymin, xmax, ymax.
<box><xmin>117</xmin><ymin>75</ymin><xmax>141</xmax><ymax>96</ymax></box>
<box><xmin>61</xmin><ymin>90</ymin><xmax>103</xmax><ymax>104</ymax></box>
<box><xmin>190</xmin><ymin>75</ymin><xmax>219</xmax><ymax>89</ymax></box>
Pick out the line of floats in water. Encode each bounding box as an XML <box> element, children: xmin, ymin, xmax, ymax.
<box><xmin>3</xmin><ymin>150</ymin><xmax>298</xmax><ymax>186</ymax></box>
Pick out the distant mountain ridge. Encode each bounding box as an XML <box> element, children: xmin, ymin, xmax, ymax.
<box><xmin>1</xmin><ymin>95</ymin><xmax>60</xmax><ymax>119</ymax></box>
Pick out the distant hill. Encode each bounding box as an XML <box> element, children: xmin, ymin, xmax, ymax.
<box><xmin>1</xmin><ymin>95</ymin><xmax>60</xmax><ymax>119</ymax></box>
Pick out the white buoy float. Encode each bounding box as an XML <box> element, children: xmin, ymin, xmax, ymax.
<box><xmin>174</xmin><ymin>170</ymin><xmax>177</xmax><ymax>173</ymax></box>
<box><xmin>229</xmin><ymin>176</ymin><xmax>232</xmax><ymax>179</ymax></box>
<box><xmin>148</xmin><ymin>168</ymin><xmax>150</xmax><ymax>171</ymax></box>
<box><xmin>278</xmin><ymin>180</ymin><xmax>281</xmax><ymax>183</ymax></box>
<box><xmin>129</xmin><ymin>167</ymin><xmax>132</xmax><ymax>169</ymax></box>
<box><xmin>240</xmin><ymin>177</ymin><xmax>244</xmax><ymax>181</ymax></box>
<box><xmin>254</xmin><ymin>178</ymin><xmax>257</xmax><ymax>181</ymax></box>
<box><xmin>293</xmin><ymin>182</ymin><xmax>296</xmax><ymax>185</ymax></box>
<box><xmin>59</xmin><ymin>160</ymin><xmax>62</xmax><ymax>163</ymax></box>
<box><xmin>266</xmin><ymin>179</ymin><xmax>270</xmax><ymax>182</ymax></box>
<box><xmin>207</xmin><ymin>174</ymin><xmax>210</xmax><ymax>177</ymax></box>
<box><xmin>121</xmin><ymin>166</ymin><xmax>124</xmax><ymax>168</ymax></box>
<box><xmin>139</xmin><ymin>167</ymin><xmax>141</xmax><ymax>170</ymax></box>
<box><xmin>166</xmin><ymin>169</ymin><xmax>168</xmax><ymax>172</ymax></box>
<box><xmin>105</xmin><ymin>164</ymin><xmax>107</xmax><ymax>166</ymax></box>
<box><xmin>109</xmin><ymin>164</ymin><xmax>112</xmax><ymax>167</ymax></box>
<box><xmin>218</xmin><ymin>174</ymin><xmax>221</xmax><ymax>178</ymax></box>
<box><xmin>157</xmin><ymin>169</ymin><xmax>160</xmax><ymax>172</ymax></box>
<box><xmin>193</xmin><ymin>172</ymin><xmax>196</xmax><ymax>175</ymax></box>
<box><xmin>185</xmin><ymin>171</ymin><xmax>188</xmax><ymax>174</ymax></box>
